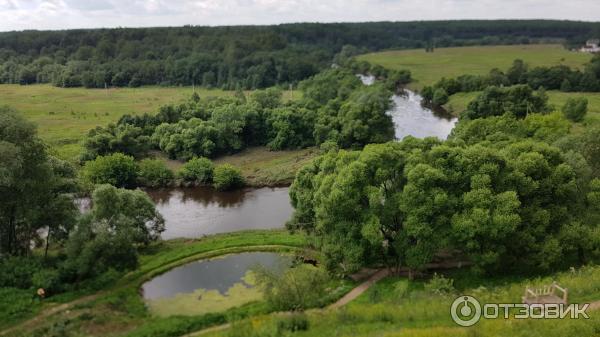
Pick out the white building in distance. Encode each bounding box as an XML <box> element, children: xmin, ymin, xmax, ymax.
<box><xmin>580</xmin><ymin>39</ymin><xmax>600</xmax><ymax>53</ymax></box>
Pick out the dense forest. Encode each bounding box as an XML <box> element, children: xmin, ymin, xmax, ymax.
<box><xmin>1</xmin><ymin>20</ymin><xmax>600</xmax><ymax>89</ymax></box>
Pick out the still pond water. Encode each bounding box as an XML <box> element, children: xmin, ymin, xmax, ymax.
<box><xmin>141</xmin><ymin>252</ymin><xmax>292</xmax><ymax>316</ymax></box>
<box><xmin>146</xmin><ymin>186</ymin><xmax>292</xmax><ymax>240</ymax></box>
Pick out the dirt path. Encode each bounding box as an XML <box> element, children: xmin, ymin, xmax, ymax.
<box><xmin>328</xmin><ymin>269</ymin><xmax>390</xmax><ymax>309</ymax></box>
<box><xmin>185</xmin><ymin>269</ymin><xmax>390</xmax><ymax>337</ymax></box>
<box><xmin>0</xmin><ymin>293</ymin><xmax>102</xmax><ymax>336</ymax></box>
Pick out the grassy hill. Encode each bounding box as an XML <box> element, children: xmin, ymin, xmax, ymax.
<box><xmin>358</xmin><ymin>44</ymin><xmax>592</xmax><ymax>90</ymax></box>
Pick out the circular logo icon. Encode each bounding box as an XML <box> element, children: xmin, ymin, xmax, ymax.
<box><xmin>451</xmin><ymin>295</ymin><xmax>482</xmax><ymax>327</ymax></box>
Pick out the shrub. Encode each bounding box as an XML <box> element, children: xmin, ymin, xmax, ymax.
<box><xmin>31</xmin><ymin>269</ymin><xmax>61</xmax><ymax>294</ymax></box>
<box><xmin>562</xmin><ymin>97</ymin><xmax>588</xmax><ymax>122</ymax></box>
<box><xmin>137</xmin><ymin>159</ymin><xmax>174</xmax><ymax>187</ymax></box>
<box><xmin>178</xmin><ymin>157</ymin><xmax>214</xmax><ymax>184</ymax></box>
<box><xmin>213</xmin><ymin>164</ymin><xmax>245</xmax><ymax>190</ymax></box>
<box><xmin>432</xmin><ymin>88</ymin><xmax>449</xmax><ymax>106</ymax></box>
<box><xmin>81</xmin><ymin>153</ymin><xmax>138</xmax><ymax>188</ymax></box>
<box><xmin>0</xmin><ymin>256</ymin><xmax>41</xmax><ymax>289</ymax></box>
<box><xmin>254</xmin><ymin>264</ymin><xmax>330</xmax><ymax>311</ymax></box>
<box><xmin>424</xmin><ymin>273</ymin><xmax>455</xmax><ymax>295</ymax></box>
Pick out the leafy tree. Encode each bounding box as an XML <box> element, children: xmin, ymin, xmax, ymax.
<box><xmin>137</xmin><ymin>159</ymin><xmax>174</xmax><ymax>187</ymax></box>
<box><xmin>64</xmin><ymin>184</ymin><xmax>164</xmax><ymax>279</ymax></box>
<box><xmin>289</xmin><ymin>137</ymin><xmax>593</xmax><ymax>275</ymax></box>
<box><xmin>267</xmin><ymin>106</ymin><xmax>316</xmax><ymax>150</ymax></box>
<box><xmin>562</xmin><ymin>97</ymin><xmax>588</xmax><ymax>122</ymax></box>
<box><xmin>81</xmin><ymin>153</ymin><xmax>138</xmax><ymax>188</ymax></box>
<box><xmin>82</xmin><ymin>123</ymin><xmax>150</xmax><ymax>161</ymax></box>
<box><xmin>177</xmin><ymin>157</ymin><xmax>214</xmax><ymax>184</ymax></box>
<box><xmin>213</xmin><ymin>164</ymin><xmax>245</xmax><ymax>191</ymax></box>
<box><xmin>336</xmin><ymin>85</ymin><xmax>395</xmax><ymax>147</ymax></box>
<box><xmin>0</xmin><ymin>107</ymin><xmax>77</xmax><ymax>257</ymax></box>
<box><xmin>464</xmin><ymin>85</ymin><xmax>548</xmax><ymax>120</ymax></box>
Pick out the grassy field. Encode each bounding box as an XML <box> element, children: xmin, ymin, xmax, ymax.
<box><xmin>0</xmin><ymin>84</ymin><xmax>298</xmax><ymax>160</ymax></box>
<box><xmin>155</xmin><ymin>146</ymin><xmax>319</xmax><ymax>187</ymax></box>
<box><xmin>358</xmin><ymin>44</ymin><xmax>592</xmax><ymax>90</ymax></box>
<box><xmin>205</xmin><ymin>265</ymin><xmax>600</xmax><ymax>337</ymax></box>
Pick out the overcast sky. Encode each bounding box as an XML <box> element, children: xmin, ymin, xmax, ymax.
<box><xmin>0</xmin><ymin>0</ymin><xmax>599</xmax><ymax>32</ymax></box>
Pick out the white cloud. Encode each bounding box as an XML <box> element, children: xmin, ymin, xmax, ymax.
<box><xmin>0</xmin><ymin>0</ymin><xmax>598</xmax><ymax>31</ymax></box>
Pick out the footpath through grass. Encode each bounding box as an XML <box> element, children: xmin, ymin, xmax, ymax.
<box><xmin>358</xmin><ymin>44</ymin><xmax>591</xmax><ymax>90</ymax></box>
<box><xmin>204</xmin><ymin>265</ymin><xmax>600</xmax><ymax>337</ymax></box>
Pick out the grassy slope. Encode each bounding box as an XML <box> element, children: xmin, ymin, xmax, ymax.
<box><xmin>154</xmin><ymin>146</ymin><xmax>319</xmax><ymax>187</ymax></box>
<box><xmin>213</xmin><ymin>147</ymin><xmax>318</xmax><ymax>186</ymax></box>
<box><xmin>0</xmin><ymin>84</ymin><xmax>297</xmax><ymax>160</ymax></box>
<box><xmin>205</xmin><ymin>266</ymin><xmax>600</xmax><ymax>337</ymax></box>
<box><xmin>5</xmin><ymin>230</ymin><xmax>307</xmax><ymax>336</ymax></box>
<box><xmin>358</xmin><ymin>44</ymin><xmax>591</xmax><ymax>90</ymax></box>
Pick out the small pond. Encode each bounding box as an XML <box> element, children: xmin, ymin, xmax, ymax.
<box><xmin>146</xmin><ymin>186</ymin><xmax>292</xmax><ymax>240</ymax></box>
<box><xmin>141</xmin><ymin>252</ymin><xmax>293</xmax><ymax>316</ymax></box>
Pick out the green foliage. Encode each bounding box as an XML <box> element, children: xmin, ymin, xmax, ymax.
<box><xmin>290</xmin><ymin>137</ymin><xmax>594</xmax><ymax>275</ymax></box>
<box><xmin>81</xmin><ymin>152</ymin><xmax>138</xmax><ymax>188</ymax></box>
<box><xmin>81</xmin><ymin>123</ymin><xmax>150</xmax><ymax>161</ymax></box>
<box><xmin>276</xmin><ymin>312</ymin><xmax>310</xmax><ymax>332</ymax></box>
<box><xmin>423</xmin><ymin>273</ymin><xmax>455</xmax><ymax>295</ymax></box>
<box><xmin>0</xmin><ymin>287</ymin><xmax>35</xmax><ymax>326</ymax></box>
<box><xmin>63</xmin><ymin>184</ymin><xmax>164</xmax><ymax>280</ymax></box>
<box><xmin>562</xmin><ymin>97</ymin><xmax>588</xmax><ymax>122</ymax></box>
<box><xmin>0</xmin><ymin>107</ymin><xmax>77</xmax><ymax>257</ymax></box>
<box><xmin>464</xmin><ymin>84</ymin><xmax>548</xmax><ymax>119</ymax></box>
<box><xmin>1</xmin><ymin>21</ymin><xmax>598</xmax><ymax>92</ymax></box>
<box><xmin>213</xmin><ymin>164</ymin><xmax>245</xmax><ymax>191</ymax></box>
<box><xmin>177</xmin><ymin>157</ymin><xmax>215</xmax><ymax>184</ymax></box>
<box><xmin>432</xmin><ymin>88</ymin><xmax>449</xmax><ymax>106</ymax></box>
<box><xmin>266</xmin><ymin>106</ymin><xmax>316</xmax><ymax>150</ymax></box>
<box><xmin>137</xmin><ymin>158</ymin><xmax>174</xmax><ymax>187</ymax></box>
<box><xmin>0</xmin><ymin>256</ymin><xmax>41</xmax><ymax>289</ymax></box>
<box><xmin>253</xmin><ymin>264</ymin><xmax>330</xmax><ymax>311</ymax></box>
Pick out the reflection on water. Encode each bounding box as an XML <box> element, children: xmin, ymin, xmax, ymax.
<box><xmin>142</xmin><ymin>252</ymin><xmax>291</xmax><ymax>300</ymax></box>
<box><xmin>389</xmin><ymin>90</ymin><xmax>458</xmax><ymax>140</ymax></box>
<box><xmin>145</xmin><ymin>186</ymin><xmax>292</xmax><ymax>240</ymax></box>
<box><xmin>357</xmin><ymin>73</ymin><xmax>457</xmax><ymax>140</ymax></box>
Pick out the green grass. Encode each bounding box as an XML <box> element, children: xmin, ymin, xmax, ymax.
<box><xmin>205</xmin><ymin>265</ymin><xmax>600</xmax><ymax>337</ymax></box>
<box><xmin>4</xmin><ymin>230</ymin><xmax>308</xmax><ymax>337</ymax></box>
<box><xmin>445</xmin><ymin>90</ymin><xmax>600</xmax><ymax>132</ymax></box>
<box><xmin>155</xmin><ymin>146</ymin><xmax>319</xmax><ymax>187</ymax></box>
<box><xmin>0</xmin><ymin>84</ymin><xmax>298</xmax><ymax>160</ymax></box>
<box><xmin>358</xmin><ymin>44</ymin><xmax>592</xmax><ymax>90</ymax></box>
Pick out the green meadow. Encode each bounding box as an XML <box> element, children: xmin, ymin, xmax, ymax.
<box><xmin>358</xmin><ymin>44</ymin><xmax>592</xmax><ymax>89</ymax></box>
<box><xmin>0</xmin><ymin>84</ymin><xmax>298</xmax><ymax>160</ymax></box>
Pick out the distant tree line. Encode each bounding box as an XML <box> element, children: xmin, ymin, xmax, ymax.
<box><xmin>422</xmin><ymin>55</ymin><xmax>600</xmax><ymax>104</ymax></box>
<box><xmin>1</xmin><ymin>20</ymin><xmax>599</xmax><ymax>89</ymax></box>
